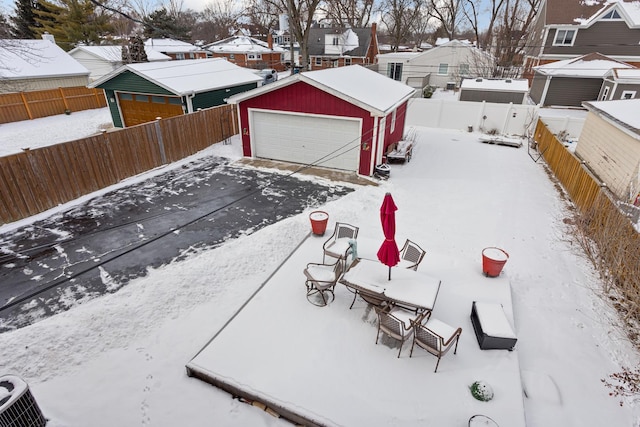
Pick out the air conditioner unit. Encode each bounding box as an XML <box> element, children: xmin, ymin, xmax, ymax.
<box><xmin>0</xmin><ymin>375</ymin><xmax>47</xmax><ymax>427</ymax></box>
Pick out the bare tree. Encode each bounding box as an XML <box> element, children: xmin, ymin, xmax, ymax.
<box><xmin>494</xmin><ymin>0</ymin><xmax>539</xmax><ymax>68</ymax></box>
<box><xmin>379</xmin><ymin>0</ymin><xmax>424</xmax><ymax>51</ymax></box>
<box><xmin>320</xmin><ymin>0</ymin><xmax>374</xmax><ymax>28</ymax></box>
<box><xmin>410</xmin><ymin>2</ymin><xmax>436</xmax><ymax>49</ymax></box>
<box><xmin>428</xmin><ymin>0</ymin><xmax>461</xmax><ymax>40</ymax></box>
<box><xmin>201</xmin><ymin>0</ymin><xmax>243</xmax><ymax>40</ymax></box>
<box><xmin>461</xmin><ymin>0</ymin><xmax>505</xmax><ymax>49</ymax></box>
<box><xmin>245</xmin><ymin>0</ymin><xmax>280</xmax><ymax>36</ymax></box>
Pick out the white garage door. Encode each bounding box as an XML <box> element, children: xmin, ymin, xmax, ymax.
<box><xmin>251</xmin><ymin>110</ymin><xmax>361</xmax><ymax>172</ymax></box>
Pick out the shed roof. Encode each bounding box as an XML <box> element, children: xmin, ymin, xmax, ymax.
<box><xmin>534</xmin><ymin>52</ymin><xmax>634</xmax><ymax>77</ymax></box>
<box><xmin>461</xmin><ymin>78</ymin><xmax>529</xmax><ymax>92</ymax></box>
<box><xmin>0</xmin><ymin>39</ymin><xmax>89</xmax><ymax>80</ymax></box>
<box><xmin>69</xmin><ymin>45</ymin><xmax>171</xmax><ymax>63</ymax></box>
<box><xmin>583</xmin><ymin>99</ymin><xmax>640</xmax><ymax>137</ymax></box>
<box><xmin>227</xmin><ymin>65</ymin><xmax>415</xmax><ymax>116</ymax></box>
<box><xmin>144</xmin><ymin>38</ymin><xmax>205</xmax><ymax>54</ymax></box>
<box><xmin>89</xmin><ymin>58</ymin><xmax>262</xmax><ymax>95</ymax></box>
<box><xmin>204</xmin><ymin>35</ymin><xmax>285</xmax><ymax>53</ymax></box>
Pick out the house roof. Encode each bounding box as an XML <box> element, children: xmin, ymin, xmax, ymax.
<box><xmin>533</xmin><ymin>52</ymin><xmax>634</xmax><ymax>77</ymax></box>
<box><xmin>89</xmin><ymin>58</ymin><xmax>262</xmax><ymax>95</ymax></box>
<box><xmin>204</xmin><ymin>35</ymin><xmax>285</xmax><ymax>53</ymax></box>
<box><xmin>543</xmin><ymin>0</ymin><xmax>640</xmax><ymax>26</ymax></box>
<box><xmin>391</xmin><ymin>39</ymin><xmax>491</xmax><ymax>64</ymax></box>
<box><xmin>68</xmin><ymin>45</ymin><xmax>172</xmax><ymax>63</ymax></box>
<box><xmin>227</xmin><ymin>65</ymin><xmax>415</xmax><ymax>116</ymax></box>
<box><xmin>0</xmin><ymin>39</ymin><xmax>89</xmax><ymax>80</ymax></box>
<box><xmin>307</xmin><ymin>27</ymin><xmax>373</xmax><ymax>57</ymax></box>
<box><xmin>583</xmin><ymin>99</ymin><xmax>640</xmax><ymax>137</ymax></box>
<box><xmin>144</xmin><ymin>38</ymin><xmax>205</xmax><ymax>54</ymax></box>
<box><xmin>461</xmin><ymin>78</ymin><xmax>529</xmax><ymax>92</ymax></box>
<box><xmin>606</xmin><ymin>67</ymin><xmax>640</xmax><ymax>81</ymax></box>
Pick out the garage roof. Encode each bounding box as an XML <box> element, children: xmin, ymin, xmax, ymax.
<box><xmin>0</xmin><ymin>39</ymin><xmax>89</xmax><ymax>80</ymax></box>
<box><xmin>89</xmin><ymin>58</ymin><xmax>262</xmax><ymax>95</ymax></box>
<box><xmin>227</xmin><ymin>65</ymin><xmax>415</xmax><ymax>116</ymax></box>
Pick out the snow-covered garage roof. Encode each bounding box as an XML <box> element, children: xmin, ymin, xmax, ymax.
<box><xmin>227</xmin><ymin>65</ymin><xmax>415</xmax><ymax>116</ymax></box>
<box><xmin>89</xmin><ymin>58</ymin><xmax>262</xmax><ymax>96</ymax></box>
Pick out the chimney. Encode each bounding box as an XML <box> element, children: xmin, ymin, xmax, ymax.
<box><xmin>267</xmin><ymin>33</ymin><xmax>273</xmax><ymax>50</ymax></box>
<box><xmin>371</xmin><ymin>22</ymin><xmax>377</xmax><ymax>37</ymax></box>
<box><xmin>42</xmin><ymin>32</ymin><xmax>55</xmax><ymax>43</ymax></box>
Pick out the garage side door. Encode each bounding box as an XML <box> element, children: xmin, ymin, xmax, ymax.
<box><xmin>251</xmin><ymin>110</ymin><xmax>360</xmax><ymax>172</ymax></box>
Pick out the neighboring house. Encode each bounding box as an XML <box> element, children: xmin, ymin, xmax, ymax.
<box><xmin>226</xmin><ymin>65</ymin><xmax>415</xmax><ymax>177</ymax></box>
<box><xmin>576</xmin><ymin>99</ymin><xmax>640</xmax><ymax>202</ymax></box>
<box><xmin>376</xmin><ymin>40</ymin><xmax>492</xmax><ymax>93</ymax></box>
<box><xmin>523</xmin><ymin>0</ymin><xmax>640</xmax><ymax>80</ymax></box>
<box><xmin>89</xmin><ymin>58</ymin><xmax>262</xmax><ymax>127</ymax></box>
<box><xmin>204</xmin><ymin>33</ymin><xmax>286</xmax><ymax>71</ymax></box>
<box><xmin>0</xmin><ymin>39</ymin><xmax>90</xmax><ymax>94</ymax></box>
<box><xmin>307</xmin><ymin>24</ymin><xmax>379</xmax><ymax>70</ymax></box>
<box><xmin>459</xmin><ymin>78</ymin><xmax>529</xmax><ymax>104</ymax></box>
<box><xmin>529</xmin><ymin>52</ymin><xmax>634</xmax><ymax>107</ymax></box>
<box><xmin>68</xmin><ymin>46</ymin><xmax>172</xmax><ymax>82</ymax></box>
<box><xmin>144</xmin><ymin>38</ymin><xmax>207</xmax><ymax>60</ymax></box>
<box><xmin>598</xmin><ymin>68</ymin><xmax>640</xmax><ymax>101</ymax></box>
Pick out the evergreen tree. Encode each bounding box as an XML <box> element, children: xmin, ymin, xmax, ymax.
<box><xmin>11</xmin><ymin>0</ymin><xmax>49</xmax><ymax>39</ymax></box>
<box><xmin>122</xmin><ymin>35</ymin><xmax>148</xmax><ymax>63</ymax></box>
<box><xmin>143</xmin><ymin>8</ymin><xmax>190</xmax><ymax>40</ymax></box>
<box><xmin>0</xmin><ymin>13</ymin><xmax>11</xmax><ymax>38</ymax></box>
<box><xmin>34</xmin><ymin>0</ymin><xmax>113</xmax><ymax>51</ymax></box>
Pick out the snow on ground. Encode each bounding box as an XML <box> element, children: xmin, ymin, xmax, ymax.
<box><xmin>0</xmin><ymin>110</ymin><xmax>639</xmax><ymax>426</ymax></box>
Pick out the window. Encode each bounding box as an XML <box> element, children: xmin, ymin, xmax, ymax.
<box><xmin>332</xmin><ymin>37</ymin><xmax>339</xmax><ymax>46</ymax></box>
<box><xmin>387</xmin><ymin>63</ymin><xmax>403</xmax><ymax>81</ymax></box>
<box><xmin>601</xmin><ymin>9</ymin><xmax>622</xmax><ymax>19</ymax></box>
<box><xmin>553</xmin><ymin>29</ymin><xmax>576</xmax><ymax>46</ymax></box>
<box><xmin>459</xmin><ymin>63</ymin><xmax>470</xmax><ymax>75</ymax></box>
<box><xmin>189</xmin><ymin>53</ymin><xmax>195</xmax><ymax>59</ymax></box>
<box><xmin>345</xmin><ymin>57</ymin><xmax>351</xmax><ymax>66</ymax></box>
<box><xmin>332</xmin><ymin>60</ymin><xmax>339</xmax><ymax>68</ymax></box>
<box><xmin>601</xmin><ymin>86</ymin><xmax>610</xmax><ymax>100</ymax></box>
<box><xmin>390</xmin><ymin>110</ymin><xmax>397</xmax><ymax>132</ymax></box>
<box><xmin>229</xmin><ymin>54</ymin><xmax>235</xmax><ymax>60</ymax></box>
<box><xmin>438</xmin><ymin>63</ymin><xmax>449</xmax><ymax>75</ymax></box>
<box><xmin>119</xmin><ymin>93</ymin><xmax>133</xmax><ymax>101</ymax></box>
<box><xmin>176</xmin><ymin>53</ymin><xmax>185</xmax><ymax>60</ymax></box>
<box><xmin>315</xmin><ymin>57</ymin><xmax>322</xmax><ymax>66</ymax></box>
<box><xmin>248</xmin><ymin>53</ymin><xmax>262</xmax><ymax>60</ymax></box>
<box><xmin>152</xmin><ymin>96</ymin><xmax>166</xmax><ymax>104</ymax></box>
<box><xmin>168</xmin><ymin>97</ymin><xmax>182</xmax><ymax>105</ymax></box>
<box><xmin>621</xmin><ymin>90</ymin><xmax>636</xmax><ymax>99</ymax></box>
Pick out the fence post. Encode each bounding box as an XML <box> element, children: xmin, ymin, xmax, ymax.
<box><xmin>20</xmin><ymin>92</ymin><xmax>33</xmax><ymax>120</ymax></box>
<box><xmin>58</xmin><ymin>87</ymin><xmax>70</xmax><ymax>112</ymax></box>
<box><xmin>154</xmin><ymin>118</ymin><xmax>167</xmax><ymax>164</ymax></box>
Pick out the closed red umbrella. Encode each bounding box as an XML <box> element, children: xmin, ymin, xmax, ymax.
<box><xmin>377</xmin><ymin>192</ymin><xmax>400</xmax><ymax>280</ymax></box>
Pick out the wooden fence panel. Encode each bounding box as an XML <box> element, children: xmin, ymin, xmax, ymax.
<box><xmin>0</xmin><ymin>87</ymin><xmax>107</xmax><ymax>124</ymax></box>
<box><xmin>0</xmin><ymin>104</ymin><xmax>237</xmax><ymax>224</ymax></box>
<box><xmin>0</xmin><ymin>93</ymin><xmax>30</xmax><ymax>123</ymax></box>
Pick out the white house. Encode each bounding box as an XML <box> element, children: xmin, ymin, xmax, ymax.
<box><xmin>144</xmin><ymin>38</ymin><xmax>207</xmax><ymax>60</ymax></box>
<box><xmin>376</xmin><ymin>40</ymin><xmax>493</xmax><ymax>94</ymax></box>
<box><xmin>0</xmin><ymin>39</ymin><xmax>90</xmax><ymax>93</ymax></box>
<box><xmin>68</xmin><ymin>45</ymin><xmax>171</xmax><ymax>82</ymax></box>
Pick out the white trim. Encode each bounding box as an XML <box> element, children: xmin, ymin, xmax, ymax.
<box><xmin>552</xmin><ymin>28</ymin><xmax>577</xmax><ymax>46</ymax></box>
<box><xmin>621</xmin><ymin>90</ymin><xmax>636</xmax><ymax>99</ymax></box>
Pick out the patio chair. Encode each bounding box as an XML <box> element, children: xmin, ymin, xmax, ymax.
<box><xmin>410</xmin><ymin>317</ymin><xmax>462</xmax><ymax>372</ymax></box>
<box><xmin>323</xmin><ymin>222</ymin><xmax>359</xmax><ymax>263</ymax></box>
<box><xmin>375</xmin><ymin>305</ymin><xmax>424</xmax><ymax>358</ymax></box>
<box><xmin>304</xmin><ymin>259</ymin><xmax>343</xmax><ymax>307</ymax></box>
<box><xmin>398</xmin><ymin>239</ymin><xmax>426</xmax><ymax>271</ymax></box>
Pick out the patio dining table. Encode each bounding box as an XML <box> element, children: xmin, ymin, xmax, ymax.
<box><xmin>340</xmin><ymin>258</ymin><xmax>441</xmax><ymax>313</ymax></box>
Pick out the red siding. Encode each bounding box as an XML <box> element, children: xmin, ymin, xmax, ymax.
<box><xmin>238</xmin><ymin>81</ymin><xmax>376</xmax><ymax>175</ymax></box>
<box><xmin>383</xmin><ymin>102</ymin><xmax>408</xmax><ymax>153</ymax></box>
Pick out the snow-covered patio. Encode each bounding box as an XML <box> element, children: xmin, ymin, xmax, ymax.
<box><xmin>1</xmin><ymin>117</ymin><xmax>638</xmax><ymax>426</ymax></box>
<box><xmin>187</xmin><ymin>228</ymin><xmax>525</xmax><ymax>426</ymax></box>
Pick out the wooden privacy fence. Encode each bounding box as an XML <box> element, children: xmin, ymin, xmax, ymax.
<box><xmin>534</xmin><ymin>119</ymin><xmax>602</xmax><ymax>212</ymax></box>
<box><xmin>0</xmin><ymin>104</ymin><xmax>237</xmax><ymax>225</ymax></box>
<box><xmin>0</xmin><ymin>87</ymin><xmax>107</xmax><ymax>124</ymax></box>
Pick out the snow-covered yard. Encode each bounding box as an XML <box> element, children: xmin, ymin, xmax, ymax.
<box><xmin>0</xmin><ymin>109</ymin><xmax>639</xmax><ymax>426</ymax></box>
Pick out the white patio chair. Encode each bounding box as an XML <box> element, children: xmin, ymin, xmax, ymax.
<box><xmin>323</xmin><ymin>222</ymin><xmax>359</xmax><ymax>263</ymax></box>
<box><xmin>410</xmin><ymin>317</ymin><xmax>462</xmax><ymax>372</ymax></box>
<box><xmin>304</xmin><ymin>259</ymin><xmax>343</xmax><ymax>307</ymax></box>
<box><xmin>375</xmin><ymin>305</ymin><xmax>425</xmax><ymax>358</ymax></box>
<box><xmin>398</xmin><ymin>239</ymin><xmax>426</xmax><ymax>271</ymax></box>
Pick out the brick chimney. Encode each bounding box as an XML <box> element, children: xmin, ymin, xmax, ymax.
<box><xmin>267</xmin><ymin>33</ymin><xmax>273</xmax><ymax>50</ymax></box>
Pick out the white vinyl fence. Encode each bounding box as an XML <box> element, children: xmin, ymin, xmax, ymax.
<box><xmin>405</xmin><ymin>98</ymin><xmax>587</xmax><ymax>140</ymax></box>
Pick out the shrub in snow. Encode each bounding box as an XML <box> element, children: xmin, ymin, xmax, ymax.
<box><xmin>470</xmin><ymin>380</ymin><xmax>494</xmax><ymax>402</ymax></box>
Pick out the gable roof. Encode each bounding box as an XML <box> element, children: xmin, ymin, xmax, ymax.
<box><xmin>89</xmin><ymin>58</ymin><xmax>262</xmax><ymax>95</ymax></box>
<box><xmin>0</xmin><ymin>39</ymin><xmax>89</xmax><ymax>80</ymax></box>
<box><xmin>534</xmin><ymin>52</ymin><xmax>634</xmax><ymax>77</ymax></box>
<box><xmin>543</xmin><ymin>0</ymin><xmax>640</xmax><ymax>26</ymax></box>
<box><xmin>397</xmin><ymin>39</ymin><xmax>491</xmax><ymax>64</ymax></box>
<box><xmin>68</xmin><ymin>45</ymin><xmax>172</xmax><ymax>63</ymax></box>
<box><xmin>583</xmin><ymin>99</ymin><xmax>640</xmax><ymax>137</ymax></box>
<box><xmin>144</xmin><ymin>38</ymin><xmax>205</xmax><ymax>54</ymax></box>
<box><xmin>227</xmin><ymin>65</ymin><xmax>415</xmax><ymax>116</ymax></box>
<box><xmin>204</xmin><ymin>35</ymin><xmax>285</xmax><ymax>53</ymax></box>
<box><xmin>605</xmin><ymin>67</ymin><xmax>640</xmax><ymax>81</ymax></box>
<box><xmin>307</xmin><ymin>27</ymin><xmax>373</xmax><ymax>57</ymax></box>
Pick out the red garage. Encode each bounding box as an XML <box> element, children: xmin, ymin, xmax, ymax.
<box><xmin>227</xmin><ymin>65</ymin><xmax>415</xmax><ymax>177</ymax></box>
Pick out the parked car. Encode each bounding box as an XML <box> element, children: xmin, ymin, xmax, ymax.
<box><xmin>259</xmin><ymin>68</ymin><xmax>278</xmax><ymax>84</ymax></box>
